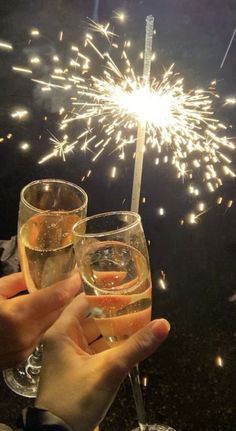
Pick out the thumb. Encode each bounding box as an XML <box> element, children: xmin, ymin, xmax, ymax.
<box><xmin>113</xmin><ymin>319</ymin><xmax>170</xmax><ymax>371</ymax></box>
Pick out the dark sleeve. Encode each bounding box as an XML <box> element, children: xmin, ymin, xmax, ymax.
<box><xmin>16</xmin><ymin>407</ymin><xmax>74</xmax><ymax>431</ymax></box>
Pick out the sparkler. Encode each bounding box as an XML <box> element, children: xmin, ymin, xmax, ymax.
<box><xmin>4</xmin><ymin>13</ymin><xmax>236</xmax><ymax>218</ymax></box>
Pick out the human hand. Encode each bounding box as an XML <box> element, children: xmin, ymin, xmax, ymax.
<box><xmin>0</xmin><ymin>272</ymin><xmax>81</xmax><ymax>369</ymax></box>
<box><xmin>36</xmin><ymin>294</ymin><xmax>170</xmax><ymax>431</ymax></box>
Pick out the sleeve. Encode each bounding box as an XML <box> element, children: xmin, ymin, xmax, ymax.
<box><xmin>16</xmin><ymin>407</ymin><xmax>74</xmax><ymax>431</ymax></box>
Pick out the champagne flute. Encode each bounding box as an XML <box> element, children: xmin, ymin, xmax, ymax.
<box><xmin>3</xmin><ymin>178</ymin><xmax>88</xmax><ymax>398</ymax></box>
<box><xmin>73</xmin><ymin>211</ymin><xmax>175</xmax><ymax>431</ymax></box>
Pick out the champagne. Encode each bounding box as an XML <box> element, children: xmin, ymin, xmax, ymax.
<box><xmin>19</xmin><ymin>212</ymin><xmax>79</xmax><ymax>291</ymax></box>
<box><xmin>80</xmin><ymin>242</ymin><xmax>152</xmax><ymax>342</ymax></box>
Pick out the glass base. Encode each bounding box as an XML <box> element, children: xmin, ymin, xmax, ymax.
<box><xmin>3</xmin><ymin>361</ymin><xmax>40</xmax><ymax>398</ymax></box>
<box><xmin>132</xmin><ymin>426</ymin><xmax>176</xmax><ymax>431</ymax></box>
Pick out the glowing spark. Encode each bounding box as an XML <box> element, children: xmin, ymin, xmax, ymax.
<box><xmin>30</xmin><ymin>28</ymin><xmax>40</xmax><ymax>37</ymax></box>
<box><xmin>30</xmin><ymin>56</ymin><xmax>41</xmax><ymax>64</ymax></box>
<box><xmin>114</xmin><ymin>11</ymin><xmax>127</xmax><ymax>22</ymax></box>
<box><xmin>111</xmin><ymin>166</ymin><xmax>117</xmax><ymax>178</ymax></box>
<box><xmin>12</xmin><ymin>66</ymin><xmax>32</xmax><ymax>74</ymax></box>
<box><xmin>0</xmin><ymin>41</ymin><xmax>13</xmax><ymax>51</ymax></box>
<box><xmin>188</xmin><ymin>213</ymin><xmax>197</xmax><ymax>224</ymax></box>
<box><xmin>19</xmin><ymin>142</ymin><xmax>30</xmax><ymax>150</ymax></box>
<box><xmin>227</xmin><ymin>200</ymin><xmax>233</xmax><ymax>208</ymax></box>
<box><xmin>224</xmin><ymin>97</ymin><xmax>236</xmax><ymax>106</ymax></box>
<box><xmin>88</xmin><ymin>19</ymin><xmax>117</xmax><ymax>42</ymax></box>
<box><xmin>198</xmin><ymin>202</ymin><xmax>205</xmax><ymax>212</ymax></box>
<box><xmin>11</xmin><ymin>19</ymin><xmax>236</xmax><ymax>200</ymax></box>
<box><xmin>158</xmin><ymin>207</ymin><xmax>165</xmax><ymax>216</ymax></box>
<box><xmin>11</xmin><ymin>109</ymin><xmax>29</xmax><ymax>120</ymax></box>
<box><xmin>215</xmin><ymin>356</ymin><xmax>224</xmax><ymax>367</ymax></box>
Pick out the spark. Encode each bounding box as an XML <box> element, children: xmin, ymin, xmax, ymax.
<box><xmin>88</xmin><ymin>19</ymin><xmax>117</xmax><ymax>42</ymax></box>
<box><xmin>158</xmin><ymin>207</ymin><xmax>165</xmax><ymax>216</ymax></box>
<box><xmin>224</xmin><ymin>97</ymin><xmax>236</xmax><ymax>106</ymax></box>
<box><xmin>11</xmin><ymin>109</ymin><xmax>29</xmax><ymax>120</ymax></box>
<box><xmin>113</xmin><ymin>10</ymin><xmax>127</xmax><ymax>22</ymax></box>
<box><xmin>215</xmin><ymin>355</ymin><xmax>224</xmax><ymax>367</ymax></box>
<box><xmin>12</xmin><ymin>66</ymin><xmax>32</xmax><ymax>74</ymax></box>
<box><xmin>30</xmin><ymin>56</ymin><xmax>41</xmax><ymax>64</ymax></box>
<box><xmin>30</xmin><ymin>28</ymin><xmax>40</xmax><ymax>37</ymax></box>
<box><xmin>0</xmin><ymin>41</ymin><xmax>13</xmax><ymax>51</ymax></box>
<box><xmin>8</xmin><ymin>19</ymin><xmax>236</xmax><ymax>200</ymax></box>
<box><xmin>111</xmin><ymin>166</ymin><xmax>117</xmax><ymax>178</ymax></box>
<box><xmin>19</xmin><ymin>142</ymin><xmax>30</xmax><ymax>150</ymax></box>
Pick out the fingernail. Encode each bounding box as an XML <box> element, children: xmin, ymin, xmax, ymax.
<box><xmin>151</xmin><ymin>318</ymin><xmax>171</xmax><ymax>338</ymax></box>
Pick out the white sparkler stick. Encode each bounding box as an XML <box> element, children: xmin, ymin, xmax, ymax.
<box><xmin>131</xmin><ymin>15</ymin><xmax>154</xmax><ymax>212</ymax></box>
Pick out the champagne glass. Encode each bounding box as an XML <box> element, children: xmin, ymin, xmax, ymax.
<box><xmin>3</xmin><ymin>178</ymin><xmax>88</xmax><ymax>398</ymax></box>
<box><xmin>73</xmin><ymin>211</ymin><xmax>175</xmax><ymax>431</ymax></box>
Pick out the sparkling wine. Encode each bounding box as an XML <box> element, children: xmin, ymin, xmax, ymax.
<box><xmin>80</xmin><ymin>242</ymin><xmax>152</xmax><ymax>341</ymax></box>
<box><xmin>19</xmin><ymin>212</ymin><xmax>79</xmax><ymax>291</ymax></box>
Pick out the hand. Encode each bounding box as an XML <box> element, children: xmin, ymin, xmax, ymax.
<box><xmin>0</xmin><ymin>272</ymin><xmax>81</xmax><ymax>369</ymax></box>
<box><xmin>36</xmin><ymin>295</ymin><xmax>170</xmax><ymax>431</ymax></box>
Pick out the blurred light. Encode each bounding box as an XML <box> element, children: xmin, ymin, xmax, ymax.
<box><xmin>11</xmin><ymin>109</ymin><xmax>29</xmax><ymax>120</ymax></box>
<box><xmin>217</xmin><ymin>196</ymin><xmax>223</xmax><ymax>204</ymax></box>
<box><xmin>158</xmin><ymin>207</ymin><xmax>165</xmax><ymax>216</ymax></box>
<box><xmin>114</xmin><ymin>11</ymin><xmax>127</xmax><ymax>22</ymax></box>
<box><xmin>215</xmin><ymin>356</ymin><xmax>224</xmax><ymax>368</ymax></box>
<box><xmin>53</xmin><ymin>55</ymin><xmax>60</xmax><ymax>62</ymax></box>
<box><xmin>198</xmin><ymin>202</ymin><xmax>205</xmax><ymax>212</ymax></box>
<box><xmin>157</xmin><ymin>277</ymin><xmax>167</xmax><ymax>290</ymax></box>
<box><xmin>0</xmin><ymin>41</ymin><xmax>13</xmax><ymax>51</ymax></box>
<box><xmin>227</xmin><ymin>200</ymin><xmax>233</xmax><ymax>208</ymax></box>
<box><xmin>224</xmin><ymin>97</ymin><xmax>236</xmax><ymax>106</ymax></box>
<box><xmin>142</xmin><ymin>197</ymin><xmax>146</xmax><ymax>203</ymax></box>
<box><xmin>188</xmin><ymin>213</ymin><xmax>197</xmax><ymax>224</ymax></box>
<box><xmin>12</xmin><ymin>66</ymin><xmax>32</xmax><ymax>74</ymax></box>
<box><xmin>30</xmin><ymin>56</ymin><xmax>41</xmax><ymax>64</ymax></box>
<box><xmin>19</xmin><ymin>142</ymin><xmax>30</xmax><ymax>151</ymax></box>
<box><xmin>111</xmin><ymin>166</ymin><xmax>117</xmax><ymax>178</ymax></box>
<box><xmin>30</xmin><ymin>28</ymin><xmax>40</xmax><ymax>37</ymax></box>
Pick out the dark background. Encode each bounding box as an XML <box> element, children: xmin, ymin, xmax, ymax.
<box><xmin>0</xmin><ymin>1</ymin><xmax>236</xmax><ymax>430</ymax></box>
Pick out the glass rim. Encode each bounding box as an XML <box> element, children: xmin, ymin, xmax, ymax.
<box><xmin>72</xmin><ymin>211</ymin><xmax>141</xmax><ymax>238</ymax></box>
<box><xmin>21</xmin><ymin>178</ymin><xmax>88</xmax><ymax>214</ymax></box>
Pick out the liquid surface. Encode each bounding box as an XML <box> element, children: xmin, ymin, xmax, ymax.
<box><xmin>19</xmin><ymin>212</ymin><xmax>79</xmax><ymax>291</ymax></box>
<box><xmin>80</xmin><ymin>242</ymin><xmax>152</xmax><ymax>341</ymax></box>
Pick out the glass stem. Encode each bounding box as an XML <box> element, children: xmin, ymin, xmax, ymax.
<box><xmin>129</xmin><ymin>364</ymin><xmax>148</xmax><ymax>431</ymax></box>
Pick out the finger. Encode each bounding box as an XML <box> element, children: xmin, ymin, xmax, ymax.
<box><xmin>90</xmin><ymin>336</ymin><xmax>110</xmax><ymax>353</ymax></box>
<box><xmin>0</xmin><ymin>273</ymin><xmax>26</xmax><ymax>300</ymax></box>
<box><xmin>46</xmin><ymin>293</ymin><xmax>89</xmax><ymax>336</ymax></box>
<box><xmin>9</xmin><ymin>272</ymin><xmax>82</xmax><ymax>336</ymax></box>
<box><xmin>112</xmin><ymin>319</ymin><xmax>170</xmax><ymax>372</ymax></box>
<box><xmin>81</xmin><ymin>316</ymin><xmax>101</xmax><ymax>344</ymax></box>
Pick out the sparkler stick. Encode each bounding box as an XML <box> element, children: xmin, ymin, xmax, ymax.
<box><xmin>131</xmin><ymin>15</ymin><xmax>154</xmax><ymax>212</ymax></box>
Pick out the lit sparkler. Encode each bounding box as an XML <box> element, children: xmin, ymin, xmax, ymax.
<box><xmin>6</xmin><ymin>14</ymin><xmax>236</xmax><ymax>209</ymax></box>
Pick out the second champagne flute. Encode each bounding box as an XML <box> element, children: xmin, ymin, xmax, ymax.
<box><xmin>3</xmin><ymin>178</ymin><xmax>88</xmax><ymax>398</ymax></box>
<box><xmin>73</xmin><ymin>211</ymin><xmax>152</xmax><ymax>431</ymax></box>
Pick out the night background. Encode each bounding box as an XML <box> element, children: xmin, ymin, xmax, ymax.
<box><xmin>0</xmin><ymin>1</ymin><xmax>236</xmax><ymax>430</ymax></box>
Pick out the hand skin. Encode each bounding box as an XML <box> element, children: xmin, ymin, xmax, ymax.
<box><xmin>36</xmin><ymin>295</ymin><xmax>170</xmax><ymax>431</ymax></box>
<box><xmin>0</xmin><ymin>272</ymin><xmax>81</xmax><ymax>369</ymax></box>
